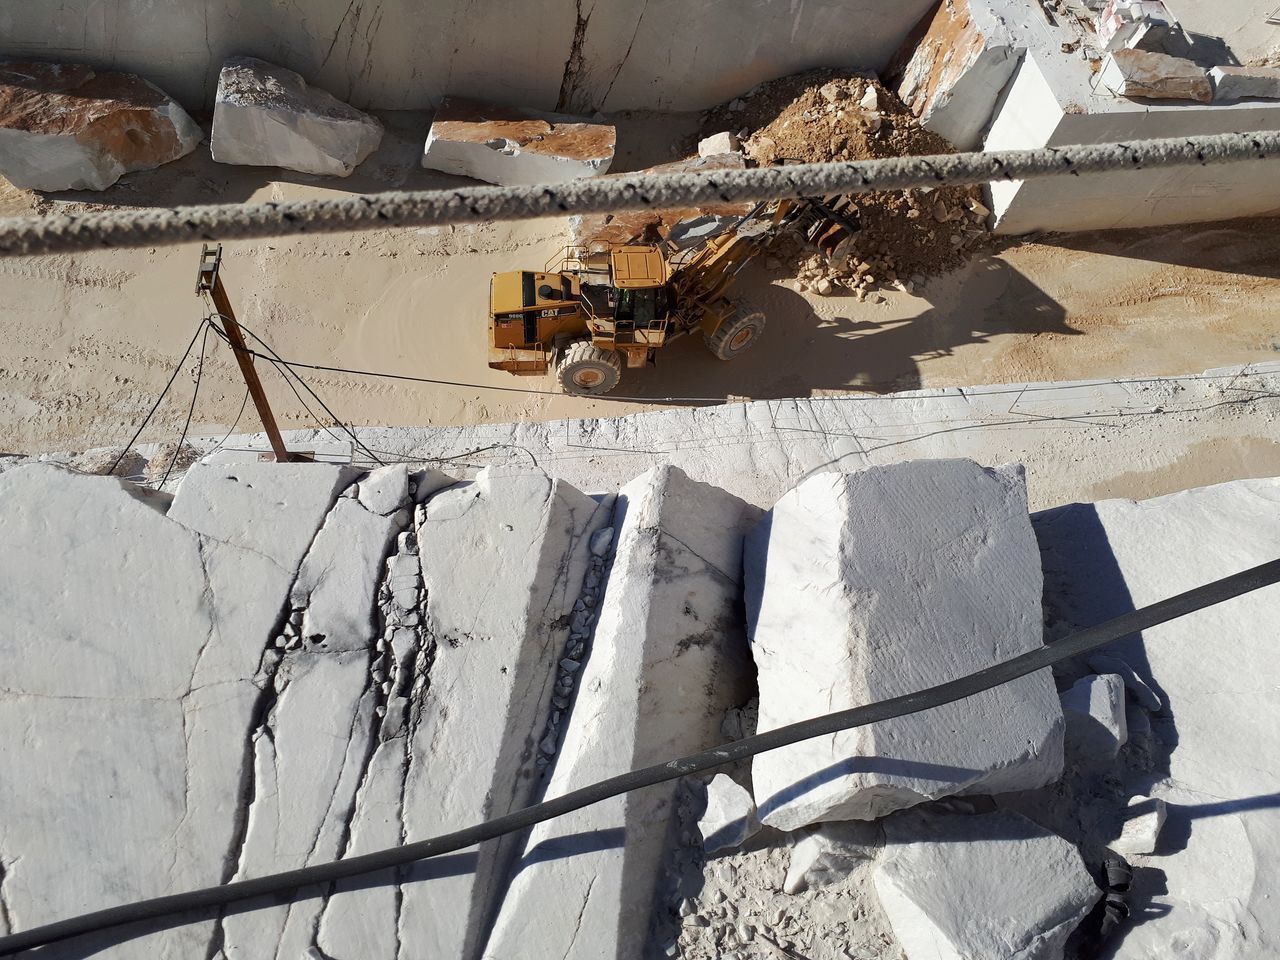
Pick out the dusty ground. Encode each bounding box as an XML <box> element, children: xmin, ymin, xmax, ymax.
<box><xmin>1</xmin><ymin>109</ymin><xmax>1279</xmax><ymax>457</ymax></box>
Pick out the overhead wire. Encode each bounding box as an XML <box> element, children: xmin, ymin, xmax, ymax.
<box><xmin>106</xmin><ymin>315</ymin><xmax>208</xmax><ymax>476</ymax></box>
<box><xmin>202</xmin><ymin>305</ymin><xmax>386</xmax><ymax>465</ymax></box>
<box><xmin>205</xmin><ymin>388</ymin><xmax>251</xmax><ymax>458</ymax></box>
<box><xmin>212</xmin><ymin>339</ymin><xmax>1280</xmax><ymax>409</ymax></box>
<box><xmin>1</xmin><ymin>556</ymin><xmax>1278</xmax><ymax>955</ymax></box>
<box><xmin>157</xmin><ymin>322</ymin><xmax>213</xmax><ymax>490</ymax></box>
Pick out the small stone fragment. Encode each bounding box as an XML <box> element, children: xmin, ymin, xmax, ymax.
<box><xmin>590</xmin><ymin>526</ymin><xmax>614</xmax><ymax>557</ymax></box>
<box><xmin>1111</xmin><ymin>795</ymin><xmax>1166</xmax><ymax>857</ymax></box>
<box><xmin>698</xmin><ymin>774</ymin><xmax>761</xmax><ymax>853</ymax></box>
<box><xmin>1087</xmin><ymin>654</ymin><xmax>1162</xmax><ymax>711</ymax></box>
<box><xmin>698</xmin><ymin>131</ymin><xmax>741</xmax><ymax>157</ymax></box>
<box><xmin>819</xmin><ymin>82</ymin><xmax>849</xmax><ymax>102</ymax></box>
<box><xmin>1060</xmin><ymin>673</ymin><xmax>1128</xmax><ymax>760</ymax></box>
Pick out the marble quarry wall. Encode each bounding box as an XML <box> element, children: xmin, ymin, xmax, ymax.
<box><xmin>0</xmin><ymin>0</ymin><xmax>936</xmax><ymax>113</ymax></box>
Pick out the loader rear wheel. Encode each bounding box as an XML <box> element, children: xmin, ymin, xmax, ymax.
<box><xmin>557</xmin><ymin>341</ymin><xmax>623</xmax><ymax>395</ymax></box>
<box><xmin>705</xmin><ymin>308</ymin><xmax>766</xmax><ymax>360</ymax></box>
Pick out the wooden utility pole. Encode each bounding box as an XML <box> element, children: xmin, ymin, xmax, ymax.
<box><xmin>196</xmin><ymin>244</ymin><xmax>294</xmax><ymax>463</ymax></box>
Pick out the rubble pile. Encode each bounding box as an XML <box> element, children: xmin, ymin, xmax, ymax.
<box><xmin>704</xmin><ymin>70</ymin><xmax>991</xmax><ymax>291</ymax></box>
<box><xmin>2</xmin><ymin>453</ymin><xmax>1279</xmax><ymax>960</ymax></box>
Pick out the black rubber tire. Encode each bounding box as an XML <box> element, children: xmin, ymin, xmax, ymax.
<box><xmin>704</xmin><ymin>308</ymin><xmax>766</xmax><ymax>360</ymax></box>
<box><xmin>556</xmin><ymin>341</ymin><xmax>623</xmax><ymax>395</ymax></box>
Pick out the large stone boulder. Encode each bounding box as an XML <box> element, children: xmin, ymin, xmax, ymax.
<box><xmin>875</xmin><ymin>810</ymin><xmax>1101</xmax><ymax>960</ymax></box>
<box><xmin>211</xmin><ymin>56</ymin><xmax>383</xmax><ymax>176</ymax></box>
<box><xmin>0</xmin><ymin>61</ymin><xmax>200</xmax><ymax>191</ymax></box>
<box><xmin>1034</xmin><ymin>477</ymin><xmax>1280</xmax><ymax>958</ymax></box>
<box><xmin>390</xmin><ymin>470</ymin><xmax>611</xmax><ymax>960</ymax></box>
<box><xmin>422</xmin><ymin>97</ymin><xmax>615</xmax><ymax>186</ymax></box>
<box><xmin>484</xmin><ymin>465</ymin><xmax>757</xmax><ymax>960</ymax></box>
<box><xmin>1211</xmin><ymin>65</ymin><xmax>1280</xmax><ymax>102</ymax></box>
<box><xmin>1099</xmin><ymin>49</ymin><xmax>1212</xmax><ymax>102</ymax></box>
<box><xmin>891</xmin><ymin>0</ymin><xmax>1023</xmax><ymax>150</ymax></box>
<box><xmin>746</xmin><ymin>460</ymin><xmax>1064</xmax><ymax>831</ymax></box>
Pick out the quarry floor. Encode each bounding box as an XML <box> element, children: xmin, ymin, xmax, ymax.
<box><xmin>2</xmin><ymin>110</ymin><xmax>1280</xmax><ymax>461</ymax></box>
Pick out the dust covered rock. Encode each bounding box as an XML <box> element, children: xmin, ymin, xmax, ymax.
<box><xmin>211</xmin><ymin>56</ymin><xmax>383</xmax><ymax>176</ymax></box>
<box><xmin>875</xmin><ymin>810</ymin><xmax>1101</xmax><ymax>960</ymax></box>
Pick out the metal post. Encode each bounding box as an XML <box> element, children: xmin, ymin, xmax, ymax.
<box><xmin>197</xmin><ymin>245</ymin><xmax>292</xmax><ymax>463</ymax></box>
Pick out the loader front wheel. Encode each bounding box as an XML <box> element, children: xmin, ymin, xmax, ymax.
<box><xmin>557</xmin><ymin>341</ymin><xmax>623</xmax><ymax>395</ymax></box>
<box><xmin>705</xmin><ymin>308</ymin><xmax>766</xmax><ymax>361</ymax></box>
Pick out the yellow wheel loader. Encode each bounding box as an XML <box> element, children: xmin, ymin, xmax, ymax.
<box><xmin>487</xmin><ymin>196</ymin><xmax>859</xmax><ymax>395</ymax></box>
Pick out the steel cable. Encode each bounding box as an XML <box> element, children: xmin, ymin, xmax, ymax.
<box><xmin>0</xmin><ymin>132</ymin><xmax>1277</xmax><ymax>257</ymax></box>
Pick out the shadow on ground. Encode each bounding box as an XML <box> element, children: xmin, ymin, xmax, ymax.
<box><xmin>1036</xmin><ymin>215</ymin><xmax>1280</xmax><ymax>280</ymax></box>
<box><xmin>589</xmin><ymin>254</ymin><xmax>1081</xmax><ymax>405</ymax></box>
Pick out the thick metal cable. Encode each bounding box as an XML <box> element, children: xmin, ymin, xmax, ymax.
<box><xmin>2</xmin><ymin>556</ymin><xmax>1277</xmax><ymax>955</ymax></box>
<box><xmin>1</xmin><ymin>132</ymin><xmax>1277</xmax><ymax>257</ymax></box>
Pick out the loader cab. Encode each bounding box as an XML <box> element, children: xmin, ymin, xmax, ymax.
<box><xmin>578</xmin><ymin>245</ymin><xmax>673</xmax><ymax>330</ymax></box>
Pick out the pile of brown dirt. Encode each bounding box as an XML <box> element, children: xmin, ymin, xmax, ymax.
<box><xmin>702</xmin><ymin>69</ymin><xmax>990</xmax><ymax>293</ymax></box>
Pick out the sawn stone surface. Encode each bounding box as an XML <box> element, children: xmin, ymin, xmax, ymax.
<box><xmin>746</xmin><ymin>459</ymin><xmax>1064</xmax><ymax>830</ymax></box>
<box><xmin>483</xmin><ymin>465</ymin><xmax>757</xmax><ymax>960</ymax></box>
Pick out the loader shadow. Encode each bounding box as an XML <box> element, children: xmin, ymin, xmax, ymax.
<box><xmin>590</xmin><ymin>254</ymin><xmax>1081</xmax><ymax>405</ymax></box>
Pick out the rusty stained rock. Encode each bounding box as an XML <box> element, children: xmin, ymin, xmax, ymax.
<box><xmin>889</xmin><ymin>0</ymin><xmax>1022</xmax><ymax>150</ymax></box>
<box><xmin>1099</xmin><ymin>48</ymin><xmax>1212</xmax><ymax>102</ymax></box>
<box><xmin>422</xmin><ymin>97</ymin><xmax>615</xmax><ymax>186</ymax></box>
<box><xmin>0</xmin><ymin>60</ymin><xmax>201</xmax><ymax>191</ymax></box>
